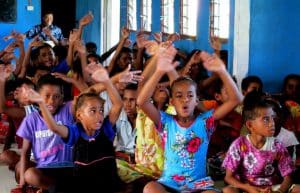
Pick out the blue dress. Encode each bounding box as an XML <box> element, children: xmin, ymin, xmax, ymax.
<box><xmin>158</xmin><ymin>110</ymin><xmax>217</xmax><ymax>192</ymax></box>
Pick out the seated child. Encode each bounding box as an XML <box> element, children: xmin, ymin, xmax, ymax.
<box><xmin>23</xmin><ymin>64</ymin><xmax>123</xmax><ymax>193</ymax></box>
<box><xmin>222</xmin><ymin>94</ymin><xmax>300</xmax><ymax>193</ymax></box>
<box><xmin>17</xmin><ymin>74</ymin><xmax>75</xmax><ymax>192</ymax></box>
<box><xmin>138</xmin><ymin>45</ymin><xmax>242</xmax><ymax>193</ymax></box>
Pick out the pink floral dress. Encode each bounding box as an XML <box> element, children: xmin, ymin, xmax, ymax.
<box><xmin>157</xmin><ymin>110</ymin><xmax>217</xmax><ymax>192</ymax></box>
<box><xmin>222</xmin><ymin>136</ymin><xmax>295</xmax><ymax>186</ymax></box>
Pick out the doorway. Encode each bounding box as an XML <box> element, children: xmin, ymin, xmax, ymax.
<box><xmin>41</xmin><ymin>0</ymin><xmax>76</xmax><ymax>38</ymax></box>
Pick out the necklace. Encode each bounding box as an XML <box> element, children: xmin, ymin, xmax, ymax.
<box><xmin>176</xmin><ymin>115</ymin><xmax>195</xmax><ymax>123</ymax></box>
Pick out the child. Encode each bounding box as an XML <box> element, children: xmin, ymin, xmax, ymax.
<box><xmin>23</xmin><ymin>64</ymin><xmax>123</xmax><ymax>193</ymax></box>
<box><xmin>222</xmin><ymin>95</ymin><xmax>300</xmax><ymax>193</ymax></box>
<box><xmin>16</xmin><ymin>74</ymin><xmax>75</xmax><ymax>192</ymax></box>
<box><xmin>137</xmin><ymin>45</ymin><xmax>242</xmax><ymax>192</ymax></box>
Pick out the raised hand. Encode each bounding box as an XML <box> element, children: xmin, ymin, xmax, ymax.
<box><xmin>4</xmin><ymin>42</ymin><xmax>17</xmax><ymax>53</ymax></box>
<box><xmin>167</xmin><ymin>32</ymin><xmax>180</xmax><ymax>42</ymax></box>
<box><xmin>121</xmin><ymin>26</ymin><xmax>130</xmax><ymax>39</ymax></box>
<box><xmin>119</xmin><ymin>64</ymin><xmax>143</xmax><ymax>84</ymax></box>
<box><xmin>210</xmin><ymin>36</ymin><xmax>222</xmax><ymax>51</ymax></box>
<box><xmin>52</xmin><ymin>72</ymin><xmax>73</xmax><ymax>84</ymax></box>
<box><xmin>73</xmin><ymin>40</ymin><xmax>86</xmax><ymax>54</ymax></box>
<box><xmin>69</xmin><ymin>29</ymin><xmax>80</xmax><ymax>43</ymax></box>
<box><xmin>153</xmin><ymin>32</ymin><xmax>162</xmax><ymax>43</ymax></box>
<box><xmin>200</xmin><ymin>51</ymin><xmax>226</xmax><ymax>73</ymax></box>
<box><xmin>136</xmin><ymin>31</ymin><xmax>149</xmax><ymax>48</ymax></box>
<box><xmin>156</xmin><ymin>44</ymin><xmax>179</xmax><ymax>73</ymax></box>
<box><xmin>79</xmin><ymin>11</ymin><xmax>94</xmax><ymax>27</ymax></box>
<box><xmin>0</xmin><ymin>65</ymin><xmax>12</xmax><ymax>82</ymax></box>
<box><xmin>87</xmin><ymin>63</ymin><xmax>110</xmax><ymax>83</ymax></box>
<box><xmin>144</xmin><ymin>40</ymin><xmax>159</xmax><ymax>56</ymax></box>
<box><xmin>21</xmin><ymin>87</ymin><xmax>44</xmax><ymax>104</ymax></box>
<box><xmin>29</xmin><ymin>36</ymin><xmax>44</xmax><ymax>48</ymax></box>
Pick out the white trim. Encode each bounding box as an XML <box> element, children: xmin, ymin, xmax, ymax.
<box><xmin>233</xmin><ymin>0</ymin><xmax>250</xmax><ymax>90</ymax></box>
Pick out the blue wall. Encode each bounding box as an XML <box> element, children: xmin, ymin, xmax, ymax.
<box><xmin>249</xmin><ymin>0</ymin><xmax>300</xmax><ymax>93</ymax></box>
<box><xmin>76</xmin><ymin>0</ymin><xmax>101</xmax><ymax>54</ymax></box>
<box><xmin>0</xmin><ymin>0</ymin><xmax>41</xmax><ymax>50</ymax></box>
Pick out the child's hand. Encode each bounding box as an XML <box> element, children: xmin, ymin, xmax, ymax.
<box><xmin>52</xmin><ymin>73</ymin><xmax>73</xmax><ymax>84</ymax></box>
<box><xmin>200</xmin><ymin>51</ymin><xmax>226</xmax><ymax>73</ymax></box>
<box><xmin>210</xmin><ymin>36</ymin><xmax>222</xmax><ymax>51</ymax></box>
<box><xmin>73</xmin><ymin>40</ymin><xmax>86</xmax><ymax>54</ymax></box>
<box><xmin>79</xmin><ymin>11</ymin><xmax>94</xmax><ymax>27</ymax></box>
<box><xmin>0</xmin><ymin>65</ymin><xmax>12</xmax><ymax>82</ymax></box>
<box><xmin>153</xmin><ymin>32</ymin><xmax>162</xmax><ymax>43</ymax></box>
<box><xmin>119</xmin><ymin>64</ymin><xmax>143</xmax><ymax>84</ymax></box>
<box><xmin>166</xmin><ymin>32</ymin><xmax>180</xmax><ymax>42</ymax></box>
<box><xmin>29</xmin><ymin>36</ymin><xmax>44</xmax><ymax>48</ymax></box>
<box><xmin>22</xmin><ymin>87</ymin><xmax>44</xmax><ymax>104</ymax></box>
<box><xmin>156</xmin><ymin>44</ymin><xmax>179</xmax><ymax>73</ymax></box>
<box><xmin>136</xmin><ymin>31</ymin><xmax>148</xmax><ymax>48</ymax></box>
<box><xmin>69</xmin><ymin>29</ymin><xmax>80</xmax><ymax>43</ymax></box>
<box><xmin>121</xmin><ymin>27</ymin><xmax>130</xmax><ymax>39</ymax></box>
<box><xmin>85</xmin><ymin>62</ymin><xmax>110</xmax><ymax>83</ymax></box>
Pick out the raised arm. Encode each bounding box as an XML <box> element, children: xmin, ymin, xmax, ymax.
<box><xmin>86</xmin><ymin>63</ymin><xmax>123</xmax><ymax>125</ymax></box>
<box><xmin>78</xmin><ymin>12</ymin><xmax>94</xmax><ymax>39</ymax></box>
<box><xmin>137</xmin><ymin>44</ymin><xmax>178</xmax><ymax>126</ymax></box>
<box><xmin>107</xmin><ymin>27</ymin><xmax>130</xmax><ymax>74</ymax></box>
<box><xmin>200</xmin><ymin>52</ymin><xmax>243</xmax><ymax>120</ymax></box>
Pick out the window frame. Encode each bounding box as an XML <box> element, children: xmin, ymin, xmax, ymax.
<box><xmin>210</xmin><ymin>0</ymin><xmax>229</xmax><ymax>42</ymax></box>
<box><xmin>179</xmin><ymin>0</ymin><xmax>197</xmax><ymax>40</ymax></box>
<box><xmin>127</xmin><ymin>0</ymin><xmax>137</xmax><ymax>31</ymax></box>
<box><xmin>140</xmin><ymin>0</ymin><xmax>152</xmax><ymax>32</ymax></box>
<box><xmin>160</xmin><ymin>0</ymin><xmax>175</xmax><ymax>35</ymax></box>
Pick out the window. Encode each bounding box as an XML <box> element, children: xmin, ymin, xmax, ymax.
<box><xmin>127</xmin><ymin>0</ymin><xmax>137</xmax><ymax>30</ymax></box>
<box><xmin>180</xmin><ymin>0</ymin><xmax>198</xmax><ymax>37</ymax></box>
<box><xmin>141</xmin><ymin>0</ymin><xmax>152</xmax><ymax>31</ymax></box>
<box><xmin>161</xmin><ymin>0</ymin><xmax>174</xmax><ymax>34</ymax></box>
<box><xmin>210</xmin><ymin>0</ymin><xmax>230</xmax><ymax>39</ymax></box>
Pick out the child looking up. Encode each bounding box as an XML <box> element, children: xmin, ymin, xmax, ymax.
<box><xmin>137</xmin><ymin>45</ymin><xmax>242</xmax><ymax>193</ymax></box>
<box><xmin>23</xmin><ymin>63</ymin><xmax>123</xmax><ymax>193</ymax></box>
<box><xmin>222</xmin><ymin>95</ymin><xmax>300</xmax><ymax>193</ymax></box>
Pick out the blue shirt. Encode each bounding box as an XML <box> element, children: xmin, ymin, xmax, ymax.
<box><xmin>25</xmin><ymin>24</ymin><xmax>64</xmax><ymax>41</ymax></box>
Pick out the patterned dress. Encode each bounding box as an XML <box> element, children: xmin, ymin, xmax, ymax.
<box><xmin>157</xmin><ymin>110</ymin><xmax>216</xmax><ymax>192</ymax></box>
<box><xmin>222</xmin><ymin>135</ymin><xmax>295</xmax><ymax>186</ymax></box>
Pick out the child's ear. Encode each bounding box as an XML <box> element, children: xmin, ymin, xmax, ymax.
<box><xmin>245</xmin><ymin>120</ymin><xmax>253</xmax><ymax>132</ymax></box>
<box><xmin>76</xmin><ymin>110</ymin><xmax>82</xmax><ymax>121</ymax></box>
<box><xmin>214</xmin><ymin>93</ymin><xmax>221</xmax><ymax>102</ymax></box>
<box><xmin>169</xmin><ymin>98</ymin><xmax>174</xmax><ymax>106</ymax></box>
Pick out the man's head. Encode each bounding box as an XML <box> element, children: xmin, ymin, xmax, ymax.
<box><xmin>43</xmin><ymin>12</ymin><xmax>54</xmax><ymax>27</ymax></box>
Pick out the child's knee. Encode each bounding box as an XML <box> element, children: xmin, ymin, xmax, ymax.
<box><xmin>24</xmin><ymin>167</ymin><xmax>42</xmax><ymax>186</ymax></box>
<box><xmin>222</xmin><ymin>185</ymin><xmax>239</xmax><ymax>193</ymax></box>
<box><xmin>143</xmin><ymin>181</ymin><xmax>163</xmax><ymax>193</ymax></box>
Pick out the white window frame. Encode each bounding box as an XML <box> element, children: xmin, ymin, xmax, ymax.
<box><xmin>141</xmin><ymin>0</ymin><xmax>152</xmax><ymax>32</ymax></box>
<box><xmin>210</xmin><ymin>0</ymin><xmax>230</xmax><ymax>40</ymax></box>
<box><xmin>180</xmin><ymin>0</ymin><xmax>198</xmax><ymax>37</ymax></box>
<box><xmin>127</xmin><ymin>0</ymin><xmax>137</xmax><ymax>31</ymax></box>
<box><xmin>161</xmin><ymin>0</ymin><xmax>174</xmax><ymax>34</ymax></box>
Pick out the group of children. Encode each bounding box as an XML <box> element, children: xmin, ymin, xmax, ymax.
<box><xmin>0</xmin><ymin>11</ymin><xmax>299</xmax><ymax>193</ymax></box>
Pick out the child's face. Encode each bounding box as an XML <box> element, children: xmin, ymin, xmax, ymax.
<box><xmin>243</xmin><ymin>82</ymin><xmax>261</xmax><ymax>96</ymax></box>
<box><xmin>285</xmin><ymin>78</ymin><xmax>300</xmax><ymax>99</ymax></box>
<box><xmin>123</xmin><ymin>89</ymin><xmax>137</xmax><ymax>117</ymax></box>
<box><xmin>170</xmin><ymin>82</ymin><xmax>198</xmax><ymax>118</ymax></box>
<box><xmin>39</xmin><ymin>85</ymin><xmax>63</xmax><ymax>114</ymax></box>
<box><xmin>118</xmin><ymin>52</ymin><xmax>132</xmax><ymax>70</ymax></box>
<box><xmin>247</xmin><ymin>107</ymin><xmax>276</xmax><ymax>137</ymax></box>
<box><xmin>153</xmin><ymin>86</ymin><xmax>169</xmax><ymax>104</ymax></box>
<box><xmin>76</xmin><ymin>98</ymin><xmax>104</xmax><ymax>131</ymax></box>
<box><xmin>215</xmin><ymin>86</ymin><xmax>229</xmax><ymax>103</ymax></box>
<box><xmin>38</xmin><ymin>47</ymin><xmax>55</xmax><ymax>67</ymax></box>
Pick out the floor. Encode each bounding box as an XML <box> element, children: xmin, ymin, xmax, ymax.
<box><xmin>0</xmin><ymin>144</ymin><xmax>18</xmax><ymax>193</ymax></box>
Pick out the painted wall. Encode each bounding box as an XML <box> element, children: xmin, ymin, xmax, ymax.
<box><xmin>0</xmin><ymin>0</ymin><xmax>41</xmax><ymax>50</ymax></box>
<box><xmin>249</xmin><ymin>0</ymin><xmax>300</xmax><ymax>93</ymax></box>
<box><xmin>76</xmin><ymin>0</ymin><xmax>101</xmax><ymax>54</ymax></box>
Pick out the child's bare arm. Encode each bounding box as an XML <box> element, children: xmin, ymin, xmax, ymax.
<box><xmin>224</xmin><ymin>169</ymin><xmax>266</xmax><ymax>193</ymax></box>
<box><xmin>200</xmin><ymin>52</ymin><xmax>242</xmax><ymax>120</ymax></box>
<box><xmin>137</xmin><ymin>44</ymin><xmax>178</xmax><ymax>126</ymax></box>
<box><xmin>19</xmin><ymin>139</ymin><xmax>32</xmax><ymax>187</ymax></box>
<box><xmin>277</xmin><ymin>175</ymin><xmax>293</xmax><ymax>193</ymax></box>
<box><xmin>23</xmin><ymin>88</ymin><xmax>69</xmax><ymax>138</ymax></box>
<box><xmin>87</xmin><ymin>63</ymin><xmax>123</xmax><ymax>125</ymax></box>
<box><xmin>107</xmin><ymin>27</ymin><xmax>130</xmax><ymax>74</ymax></box>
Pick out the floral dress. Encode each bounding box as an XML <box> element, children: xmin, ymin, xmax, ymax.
<box><xmin>222</xmin><ymin>135</ymin><xmax>295</xmax><ymax>186</ymax></box>
<box><xmin>157</xmin><ymin>110</ymin><xmax>216</xmax><ymax>192</ymax></box>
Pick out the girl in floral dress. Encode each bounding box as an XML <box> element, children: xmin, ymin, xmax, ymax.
<box><xmin>222</xmin><ymin>96</ymin><xmax>300</xmax><ymax>193</ymax></box>
<box><xmin>137</xmin><ymin>45</ymin><xmax>242</xmax><ymax>193</ymax></box>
